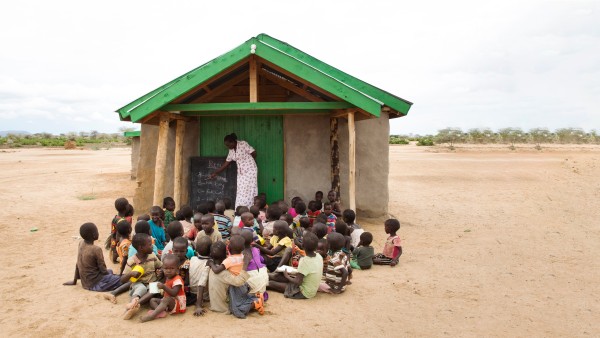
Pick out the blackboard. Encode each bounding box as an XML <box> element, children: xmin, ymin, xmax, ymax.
<box><xmin>189</xmin><ymin>157</ymin><xmax>237</xmax><ymax>209</ymax></box>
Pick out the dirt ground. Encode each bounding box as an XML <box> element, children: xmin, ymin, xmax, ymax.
<box><xmin>0</xmin><ymin>145</ymin><xmax>598</xmax><ymax>337</ymax></box>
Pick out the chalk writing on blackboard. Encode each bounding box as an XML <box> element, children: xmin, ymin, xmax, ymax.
<box><xmin>189</xmin><ymin>157</ymin><xmax>237</xmax><ymax>208</ymax></box>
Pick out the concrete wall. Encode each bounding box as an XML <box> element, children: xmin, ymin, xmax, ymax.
<box><xmin>284</xmin><ymin>113</ymin><xmax>390</xmax><ymax>217</ymax></box>
<box><xmin>130</xmin><ymin>136</ymin><xmax>140</xmax><ymax>180</ymax></box>
<box><xmin>133</xmin><ymin>119</ymin><xmax>199</xmax><ymax>214</ymax></box>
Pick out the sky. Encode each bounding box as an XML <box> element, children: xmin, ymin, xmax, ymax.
<box><xmin>0</xmin><ymin>0</ymin><xmax>598</xmax><ymax>135</ymax></box>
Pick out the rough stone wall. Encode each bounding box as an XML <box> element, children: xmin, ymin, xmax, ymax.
<box><xmin>130</xmin><ymin>137</ymin><xmax>140</xmax><ymax>180</ymax></box>
<box><xmin>133</xmin><ymin>120</ymin><xmax>199</xmax><ymax>214</ymax></box>
<box><xmin>284</xmin><ymin>113</ymin><xmax>390</xmax><ymax>217</ymax></box>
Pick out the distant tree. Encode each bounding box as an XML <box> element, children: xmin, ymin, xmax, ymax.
<box><xmin>435</xmin><ymin>128</ymin><xmax>465</xmax><ymax>148</ymax></box>
<box><xmin>556</xmin><ymin>128</ymin><xmax>586</xmax><ymax>144</ymax></box>
<box><xmin>589</xmin><ymin>130</ymin><xmax>600</xmax><ymax>144</ymax></box>
<box><xmin>467</xmin><ymin>128</ymin><xmax>495</xmax><ymax>144</ymax></box>
<box><xmin>528</xmin><ymin>128</ymin><xmax>553</xmax><ymax>148</ymax></box>
<box><xmin>90</xmin><ymin>130</ymin><xmax>99</xmax><ymax>139</ymax></box>
<box><xmin>498</xmin><ymin>128</ymin><xmax>526</xmax><ymax>149</ymax></box>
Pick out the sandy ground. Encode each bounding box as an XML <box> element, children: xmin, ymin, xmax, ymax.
<box><xmin>0</xmin><ymin>145</ymin><xmax>599</xmax><ymax>337</ymax></box>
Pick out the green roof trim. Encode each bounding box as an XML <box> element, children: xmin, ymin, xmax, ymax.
<box><xmin>123</xmin><ymin>131</ymin><xmax>141</xmax><ymax>137</ymax></box>
<box><xmin>116</xmin><ymin>34</ymin><xmax>413</xmax><ymax>122</ymax></box>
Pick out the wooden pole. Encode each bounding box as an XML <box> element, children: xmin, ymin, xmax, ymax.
<box><xmin>348</xmin><ymin>111</ymin><xmax>356</xmax><ymax>211</ymax></box>
<box><xmin>330</xmin><ymin>117</ymin><xmax>340</xmax><ymax>197</ymax></box>
<box><xmin>153</xmin><ymin>113</ymin><xmax>170</xmax><ymax>206</ymax></box>
<box><xmin>249</xmin><ymin>56</ymin><xmax>258</xmax><ymax>102</ymax></box>
<box><xmin>173</xmin><ymin>119</ymin><xmax>186</xmax><ymax>210</ymax></box>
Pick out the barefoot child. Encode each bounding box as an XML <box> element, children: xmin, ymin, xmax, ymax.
<box><xmin>324</xmin><ymin>232</ymin><xmax>349</xmax><ymax>293</ymax></box>
<box><xmin>140</xmin><ymin>254</ymin><xmax>186</xmax><ymax>322</ymax></box>
<box><xmin>214</xmin><ymin>201</ymin><xmax>232</xmax><ymax>241</ymax></box>
<box><xmin>196</xmin><ymin>214</ymin><xmax>223</xmax><ymax>244</ymax></box>
<box><xmin>268</xmin><ymin>232</ymin><xmax>322</xmax><ymax>299</ymax></box>
<box><xmin>326</xmin><ymin>190</ymin><xmax>343</xmax><ymax>217</ymax></box>
<box><xmin>108</xmin><ymin>198</ymin><xmax>131</xmax><ymax>263</ymax></box>
<box><xmin>255</xmin><ymin>221</ymin><xmax>293</xmax><ymax>272</ymax></box>
<box><xmin>186</xmin><ymin>212</ymin><xmax>203</xmax><ymax>241</ymax></box>
<box><xmin>127</xmin><ymin>221</ymin><xmax>158</xmax><ymax>258</ymax></box>
<box><xmin>352</xmin><ymin>232</ymin><xmax>374</xmax><ymax>270</ymax></box>
<box><xmin>163</xmin><ymin>197</ymin><xmax>176</xmax><ymax>227</ymax></box>
<box><xmin>373</xmin><ymin>219</ymin><xmax>403</xmax><ymax>267</ymax></box>
<box><xmin>116</xmin><ymin>221</ymin><xmax>132</xmax><ymax>275</ymax></box>
<box><xmin>149</xmin><ymin>206</ymin><xmax>167</xmax><ymax>252</ymax></box>
<box><xmin>323</xmin><ymin>202</ymin><xmax>337</xmax><ymax>234</ymax></box>
<box><xmin>121</xmin><ymin>233</ymin><xmax>163</xmax><ymax>320</ymax></box>
<box><xmin>64</xmin><ymin>223</ymin><xmax>124</xmax><ymax>293</ymax></box>
<box><xmin>189</xmin><ymin>236</ymin><xmax>212</xmax><ymax>316</ymax></box>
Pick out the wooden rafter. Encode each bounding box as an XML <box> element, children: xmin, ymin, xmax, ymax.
<box><xmin>259</xmin><ymin>68</ymin><xmax>325</xmax><ymax>102</ymax></box>
<box><xmin>194</xmin><ymin>71</ymin><xmax>249</xmax><ymax>103</ymax></box>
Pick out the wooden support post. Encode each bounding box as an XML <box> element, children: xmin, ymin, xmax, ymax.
<box><xmin>348</xmin><ymin>111</ymin><xmax>356</xmax><ymax>211</ymax></box>
<box><xmin>173</xmin><ymin>119</ymin><xmax>186</xmax><ymax>210</ymax></box>
<box><xmin>249</xmin><ymin>56</ymin><xmax>258</xmax><ymax>102</ymax></box>
<box><xmin>153</xmin><ymin>113</ymin><xmax>170</xmax><ymax>206</ymax></box>
<box><xmin>330</xmin><ymin>117</ymin><xmax>340</xmax><ymax>197</ymax></box>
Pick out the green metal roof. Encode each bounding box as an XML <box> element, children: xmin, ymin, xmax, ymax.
<box><xmin>123</xmin><ymin>130</ymin><xmax>141</xmax><ymax>137</ymax></box>
<box><xmin>116</xmin><ymin>34</ymin><xmax>412</xmax><ymax>122</ymax></box>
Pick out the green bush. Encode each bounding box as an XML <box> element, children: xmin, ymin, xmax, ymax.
<box><xmin>389</xmin><ymin>137</ymin><xmax>409</xmax><ymax>145</ymax></box>
<box><xmin>417</xmin><ymin>138</ymin><xmax>434</xmax><ymax>146</ymax></box>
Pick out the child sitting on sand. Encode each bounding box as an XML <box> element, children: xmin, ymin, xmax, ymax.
<box><xmin>177</xmin><ymin>205</ymin><xmax>194</xmax><ymax>235</ymax></box>
<box><xmin>189</xmin><ymin>236</ymin><xmax>212</xmax><ymax>316</ymax></box>
<box><xmin>255</xmin><ymin>220</ymin><xmax>293</xmax><ymax>272</ymax></box>
<box><xmin>140</xmin><ymin>254</ymin><xmax>186</xmax><ymax>322</ymax></box>
<box><xmin>306</xmin><ymin>201</ymin><xmax>321</xmax><ymax>225</ymax></box>
<box><xmin>109</xmin><ymin>198</ymin><xmax>131</xmax><ymax>263</ymax></box>
<box><xmin>121</xmin><ymin>233</ymin><xmax>163</xmax><ymax>320</ymax></box>
<box><xmin>185</xmin><ymin>212</ymin><xmax>202</xmax><ymax>240</ymax></box>
<box><xmin>351</xmin><ymin>232</ymin><xmax>374</xmax><ymax>270</ymax></box>
<box><xmin>161</xmin><ymin>221</ymin><xmax>194</xmax><ymax>260</ymax></box>
<box><xmin>323</xmin><ymin>202</ymin><xmax>337</xmax><ymax>233</ymax></box>
<box><xmin>64</xmin><ymin>223</ymin><xmax>124</xmax><ymax>293</ymax></box>
<box><xmin>262</xmin><ymin>205</ymin><xmax>283</xmax><ymax>238</ymax></box>
<box><xmin>163</xmin><ymin>197</ymin><xmax>176</xmax><ymax>227</ymax></box>
<box><xmin>342</xmin><ymin>209</ymin><xmax>363</xmax><ymax>249</ymax></box>
<box><xmin>324</xmin><ymin>232</ymin><xmax>349</xmax><ymax>293</ymax></box>
<box><xmin>116</xmin><ymin>221</ymin><xmax>132</xmax><ymax>275</ymax></box>
<box><xmin>171</xmin><ymin>237</ymin><xmax>195</xmax><ymax>307</ymax></box>
<box><xmin>326</xmin><ymin>190</ymin><xmax>343</xmax><ymax>217</ymax></box>
<box><xmin>214</xmin><ymin>201</ymin><xmax>232</xmax><ymax>240</ymax></box>
<box><xmin>373</xmin><ymin>219</ymin><xmax>403</xmax><ymax>267</ymax></box>
<box><xmin>149</xmin><ymin>206</ymin><xmax>167</xmax><ymax>252</ymax></box>
<box><xmin>267</xmin><ymin>232</ymin><xmax>322</xmax><ymax>299</ymax></box>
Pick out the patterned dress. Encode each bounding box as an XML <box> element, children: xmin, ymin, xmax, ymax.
<box><xmin>226</xmin><ymin>140</ymin><xmax>258</xmax><ymax>208</ymax></box>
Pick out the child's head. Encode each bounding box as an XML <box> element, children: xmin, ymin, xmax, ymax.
<box><xmin>254</xmin><ymin>196</ymin><xmax>267</xmax><ymax>209</ymax></box>
<box><xmin>125</xmin><ymin>203</ymin><xmax>135</xmax><ymax>217</ymax></box>
<box><xmin>132</xmin><ymin>233</ymin><xmax>152</xmax><ymax>254</ymax></box>
<box><xmin>315</xmin><ymin>191</ymin><xmax>324</xmax><ymax>202</ymax></box>
<box><xmin>137</xmin><ymin>214</ymin><xmax>151</xmax><ymax>222</ymax></box>
<box><xmin>294</xmin><ymin>201</ymin><xmax>307</xmax><ymax>215</ymax></box>
<box><xmin>317</xmin><ymin>238</ymin><xmax>328</xmax><ymax>258</ymax></box>
<box><xmin>172</xmin><ymin>237</ymin><xmax>188</xmax><ymax>262</ymax></box>
<box><xmin>215</xmin><ymin>201</ymin><xmax>226</xmax><ymax>214</ymax></box>
<box><xmin>210</xmin><ymin>240</ymin><xmax>227</xmax><ymax>261</ymax></box>
<box><xmin>342</xmin><ymin>209</ymin><xmax>356</xmax><ymax>224</ymax></box>
<box><xmin>167</xmin><ymin>221</ymin><xmax>184</xmax><ymax>240</ymax></box>
<box><xmin>327</xmin><ymin>232</ymin><xmax>345</xmax><ymax>252</ymax></box>
<box><xmin>221</xmin><ymin>197</ymin><xmax>233</xmax><ymax>210</ymax></box>
<box><xmin>327</xmin><ymin>190</ymin><xmax>338</xmax><ymax>202</ymax></box>
<box><xmin>115</xmin><ymin>198</ymin><xmax>129</xmax><ymax>214</ymax></box>
<box><xmin>179</xmin><ymin>205</ymin><xmax>193</xmax><ymax>221</ymax></box>
<box><xmin>196</xmin><ymin>202</ymin><xmax>209</xmax><ymax>214</ymax></box>
<box><xmin>360</xmin><ymin>232</ymin><xmax>373</xmax><ymax>246</ymax></box>
<box><xmin>235</xmin><ymin>205</ymin><xmax>249</xmax><ymax>217</ymax></box>
<box><xmin>201</xmin><ymin>214</ymin><xmax>215</xmax><ymax>234</ymax></box>
<box><xmin>277</xmin><ymin>200</ymin><xmax>289</xmax><ymax>214</ymax></box>
<box><xmin>299</xmin><ymin>217</ymin><xmax>311</xmax><ymax>230</ymax></box>
<box><xmin>206</xmin><ymin>200</ymin><xmax>216</xmax><ymax>213</ymax></box>
<box><xmin>80</xmin><ymin>222</ymin><xmax>99</xmax><ymax>242</ymax></box>
<box><xmin>266</xmin><ymin>205</ymin><xmax>283</xmax><ymax>222</ymax></box>
<box><xmin>149</xmin><ymin>206</ymin><xmax>162</xmax><ymax>223</ymax></box>
<box><xmin>280</xmin><ymin>213</ymin><xmax>293</xmax><ymax>226</ymax></box>
<box><xmin>334</xmin><ymin>220</ymin><xmax>348</xmax><ymax>235</ymax></box>
<box><xmin>175</xmin><ymin>210</ymin><xmax>184</xmax><ymax>221</ymax></box>
<box><xmin>193</xmin><ymin>212</ymin><xmax>203</xmax><ymax>231</ymax></box>
<box><xmin>313</xmin><ymin>222</ymin><xmax>327</xmax><ymax>239</ymax></box>
<box><xmin>273</xmin><ymin>220</ymin><xmax>289</xmax><ymax>238</ymax></box>
<box><xmin>228</xmin><ymin>235</ymin><xmax>245</xmax><ymax>255</ymax></box>
<box><xmin>116</xmin><ymin>220</ymin><xmax>132</xmax><ymax>240</ymax></box>
<box><xmin>303</xmin><ymin>232</ymin><xmax>318</xmax><ymax>253</ymax></box>
<box><xmin>240</xmin><ymin>230</ymin><xmax>253</xmax><ymax>248</ymax></box>
<box><xmin>196</xmin><ymin>236</ymin><xmax>212</xmax><ymax>256</ymax></box>
<box><xmin>134</xmin><ymin>220</ymin><xmax>151</xmax><ymax>235</ymax></box>
<box><xmin>323</xmin><ymin>202</ymin><xmax>333</xmax><ymax>215</ymax></box>
<box><xmin>249</xmin><ymin>205</ymin><xmax>260</xmax><ymax>218</ymax></box>
<box><xmin>240</xmin><ymin>212</ymin><xmax>254</xmax><ymax>228</ymax></box>
<box><xmin>163</xmin><ymin>197</ymin><xmax>175</xmax><ymax>211</ymax></box>
<box><xmin>384</xmin><ymin>218</ymin><xmax>401</xmax><ymax>234</ymax></box>
<box><xmin>316</xmin><ymin>213</ymin><xmax>328</xmax><ymax>224</ymax></box>
<box><xmin>291</xmin><ymin>196</ymin><xmax>301</xmax><ymax>208</ymax></box>
<box><xmin>161</xmin><ymin>254</ymin><xmax>180</xmax><ymax>279</ymax></box>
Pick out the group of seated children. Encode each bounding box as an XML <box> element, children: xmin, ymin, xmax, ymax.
<box><xmin>64</xmin><ymin>192</ymin><xmax>402</xmax><ymax>322</ymax></box>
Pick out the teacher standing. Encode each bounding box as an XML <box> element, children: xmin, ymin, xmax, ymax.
<box><xmin>210</xmin><ymin>133</ymin><xmax>258</xmax><ymax>208</ymax></box>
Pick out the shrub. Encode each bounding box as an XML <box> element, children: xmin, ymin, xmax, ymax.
<box><xmin>416</xmin><ymin>138</ymin><xmax>434</xmax><ymax>146</ymax></box>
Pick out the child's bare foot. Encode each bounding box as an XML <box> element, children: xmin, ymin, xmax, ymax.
<box><xmin>139</xmin><ymin>314</ymin><xmax>154</xmax><ymax>323</ymax></box>
<box><xmin>346</xmin><ymin>281</ymin><xmax>352</xmax><ymax>285</ymax></box>
<box><xmin>125</xmin><ymin>297</ymin><xmax>139</xmax><ymax>310</ymax></box>
<box><xmin>253</xmin><ymin>292</ymin><xmax>265</xmax><ymax>315</ymax></box>
<box><xmin>102</xmin><ymin>293</ymin><xmax>117</xmax><ymax>304</ymax></box>
<box><xmin>123</xmin><ymin>304</ymin><xmax>140</xmax><ymax>320</ymax></box>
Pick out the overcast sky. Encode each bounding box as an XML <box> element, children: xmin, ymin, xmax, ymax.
<box><xmin>0</xmin><ymin>0</ymin><xmax>597</xmax><ymax>135</ymax></box>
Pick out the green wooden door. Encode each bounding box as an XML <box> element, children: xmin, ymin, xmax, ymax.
<box><xmin>199</xmin><ymin>116</ymin><xmax>284</xmax><ymax>204</ymax></box>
